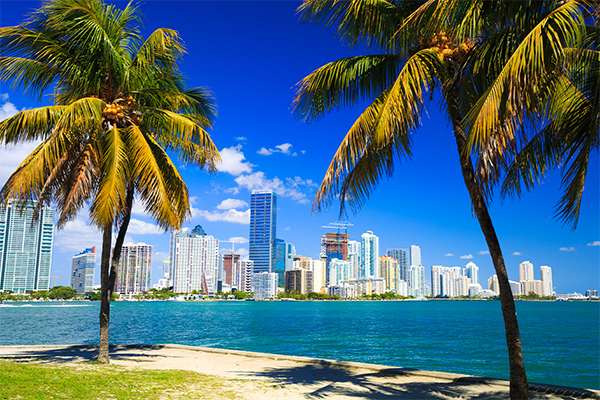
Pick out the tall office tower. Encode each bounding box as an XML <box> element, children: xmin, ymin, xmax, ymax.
<box><xmin>464</xmin><ymin>262</ymin><xmax>479</xmax><ymax>285</ymax></box>
<box><xmin>410</xmin><ymin>245</ymin><xmax>422</xmax><ymax>267</ymax></box>
<box><xmin>387</xmin><ymin>248</ymin><xmax>409</xmax><ymax>282</ymax></box>
<box><xmin>237</xmin><ymin>259</ymin><xmax>254</xmax><ymax>293</ymax></box>
<box><xmin>284</xmin><ymin>242</ymin><xmax>296</xmax><ymax>271</ymax></box>
<box><xmin>309</xmin><ymin>259</ymin><xmax>326</xmax><ymax>293</ymax></box>
<box><xmin>253</xmin><ymin>272</ymin><xmax>278</xmax><ymax>300</ymax></box>
<box><xmin>519</xmin><ymin>261</ymin><xmax>534</xmax><ymax>282</ymax></box>
<box><xmin>171</xmin><ymin>227</ymin><xmax>219</xmax><ymax>295</ymax></box>
<box><xmin>540</xmin><ymin>265</ymin><xmax>553</xmax><ymax>296</ymax></box>
<box><xmin>274</xmin><ymin>238</ymin><xmax>286</xmax><ymax>286</ymax></box>
<box><xmin>114</xmin><ymin>242</ymin><xmax>152</xmax><ymax>295</ymax></box>
<box><xmin>409</xmin><ymin>264</ymin><xmax>425</xmax><ymax>298</ymax></box>
<box><xmin>378</xmin><ymin>255</ymin><xmax>398</xmax><ymax>292</ymax></box>
<box><xmin>488</xmin><ymin>275</ymin><xmax>500</xmax><ymax>295</ymax></box>
<box><xmin>348</xmin><ymin>240</ymin><xmax>361</xmax><ymax>279</ymax></box>
<box><xmin>431</xmin><ymin>265</ymin><xmax>444</xmax><ymax>297</ymax></box>
<box><xmin>329</xmin><ymin>258</ymin><xmax>353</xmax><ymax>285</ymax></box>
<box><xmin>162</xmin><ymin>260</ymin><xmax>171</xmax><ymax>281</ymax></box>
<box><xmin>320</xmin><ymin>232</ymin><xmax>349</xmax><ymax>282</ymax></box>
<box><xmin>222</xmin><ymin>254</ymin><xmax>240</xmax><ymax>286</ymax></box>
<box><xmin>360</xmin><ymin>231</ymin><xmax>379</xmax><ymax>278</ymax></box>
<box><xmin>284</xmin><ymin>268</ymin><xmax>313</xmax><ymax>294</ymax></box>
<box><xmin>70</xmin><ymin>247</ymin><xmax>96</xmax><ymax>294</ymax></box>
<box><xmin>249</xmin><ymin>190</ymin><xmax>277</xmax><ymax>274</ymax></box>
<box><xmin>0</xmin><ymin>199</ymin><xmax>55</xmax><ymax>294</ymax></box>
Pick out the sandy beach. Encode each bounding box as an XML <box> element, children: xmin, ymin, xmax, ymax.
<box><xmin>0</xmin><ymin>344</ymin><xmax>598</xmax><ymax>399</ymax></box>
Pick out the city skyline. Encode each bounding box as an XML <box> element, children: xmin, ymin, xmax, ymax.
<box><xmin>0</xmin><ymin>1</ymin><xmax>597</xmax><ymax>294</ymax></box>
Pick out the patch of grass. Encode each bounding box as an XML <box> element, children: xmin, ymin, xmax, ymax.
<box><xmin>0</xmin><ymin>360</ymin><xmax>240</xmax><ymax>399</ymax></box>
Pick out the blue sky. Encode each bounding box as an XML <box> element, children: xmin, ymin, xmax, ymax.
<box><xmin>1</xmin><ymin>1</ymin><xmax>598</xmax><ymax>294</ymax></box>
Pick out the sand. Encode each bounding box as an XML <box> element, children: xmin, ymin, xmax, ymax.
<box><xmin>0</xmin><ymin>344</ymin><xmax>598</xmax><ymax>399</ymax></box>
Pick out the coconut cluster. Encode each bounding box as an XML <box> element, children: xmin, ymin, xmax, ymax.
<box><xmin>421</xmin><ymin>32</ymin><xmax>474</xmax><ymax>60</ymax></box>
<box><xmin>103</xmin><ymin>103</ymin><xmax>125</xmax><ymax>121</ymax></box>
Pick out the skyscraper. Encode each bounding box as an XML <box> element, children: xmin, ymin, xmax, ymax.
<box><xmin>348</xmin><ymin>240</ymin><xmax>361</xmax><ymax>279</ymax></box>
<box><xmin>410</xmin><ymin>245</ymin><xmax>421</xmax><ymax>267</ymax></box>
<box><xmin>249</xmin><ymin>190</ymin><xmax>277</xmax><ymax>274</ymax></box>
<box><xmin>171</xmin><ymin>227</ymin><xmax>219</xmax><ymax>295</ymax></box>
<box><xmin>409</xmin><ymin>264</ymin><xmax>425</xmax><ymax>298</ymax></box>
<box><xmin>70</xmin><ymin>247</ymin><xmax>96</xmax><ymax>294</ymax></box>
<box><xmin>464</xmin><ymin>262</ymin><xmax>479</xmax><ymax>285</ymax></box>
<box><xmin>114</xmin><ymin>242</ymin><xmax>152</xmax><ymax>295</ymax></box>
<box><xmin>360</xmin><ymin>231</ymin><xmax>379</xmax><ymax>278</ymax></box>
<box><xmin>0</xmin><ymin>199</ymin><xmax>55</xmax><ymax>294</ymax></box>
<box><xmin>222</xmin><ymin>254</ymin><xmax>240</xmax><ymax>286</ymax></box>
<box><xmin>519</xmin><ymin>261</ymin><xmax>534</xmax><ymax>282</ymax></box>
<box><xmin>387</xmin><ymin>248</ymin><xmax>409</xmax><ymax>282</ymax></box>
<box><xmin>540</xmin><ymin>265</ymin><xmax>553</xmax><ymax>296</ymax></box>
<box><xmin>378</xmin><ymin>255</ymin><xmax>399</xmax><ymax>292</ymax></box>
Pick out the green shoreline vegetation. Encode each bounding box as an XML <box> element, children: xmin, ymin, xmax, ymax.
<box><xmin>0</xmin><ymin>360</ymin><xmax>239</xmax><ymax>400</ymax></box>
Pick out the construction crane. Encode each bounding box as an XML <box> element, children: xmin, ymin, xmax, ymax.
<box><xmin>321</xmin><ymin>221</ymin><xmax>354</xmax><ymax>262</ymax></box>
<box><xmin>52</xmin><ymin>274</ymin><xmax>62</xmax><ymax>287</ymax></box>
<box><xmin>219</xmin><ymin>238</ymin><xmax>246</xmax><ymax>254</ymax></box>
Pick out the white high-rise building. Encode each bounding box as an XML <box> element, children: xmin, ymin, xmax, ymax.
<box><xmin>115</xmin><ymin>242</ymin><xmax>152</xmax><ymax>295</ymax></box>
<box><xmin>409</xmin><ymin>264</ymin><xmax>425</xmax><ymax>298</ymax></box>
<box><xmin>540</xmin><ymin>265</ymin><xmax>553</xmax><ymax>296</ymax></box>
<box><xmin>70</xmin><ymin>247</ymin><xmax>96</xmax><ymax>294</ymax></box>
<box><xmin>0</xmin><ymin>199</ymin><xmax>55</xmax><ymax>294</ymax></box>
<box><xmin>329</xmin><ymin>258</ymin><xmax>353</xmax><ymax>286</ymax></box>
<box><xmin>309</xmin><ymin>259</ymin><xmax>326</xmax><ymax>293</ymax></box>
<box><xmin>519</xmin><ymin>261</ymin><xmax>534</xmax><ymax>282</ymax></box>
<box><xmin>348</xmin><ymin>240</ymin><xmax>361</xmax><ymax>280</ymax></box>
<box><xmin>410</xmin><ymin>245</ymin><xmax>421</xmax><ymax>267</ymax></box>
<box><xmin>171</xmin><ymin>226</ymin><xmax>219</xmax><ymax>295</ymax></box>
<box><xmin>238</xmin><ymin>259</ymin><xmax>254</xmax><ymax>293</ymax></box>
<box><xmin>360</xmin><ymin>231</ymin><xmax>379</xmax><ymax>278</ymax></box>
<box><xmin>431</xmin><ymin>265</ymin><xmax>443</xmax><ymax>297</ymax></box>
<box><xmin>253</xmin><ymin>272</ymin><xmax>278</xmax><ymax>300</ymax></box>
<box><xmin>488</xmin><ymin>275</ymin><xmax>500</xmax><ymax>295</ymax></box>
<box><xmin>464</xmin><ymin>262</ymin><xmax>479</xmax><ymax>285</ymax></box>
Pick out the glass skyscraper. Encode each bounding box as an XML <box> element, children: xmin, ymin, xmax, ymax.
<box><xmin>70</xmin><ymin>247</ymin><xmax>96</xmax><ymax>294</ymax></box>
<box><xmin>387</xmin><ymin>248</ymin><xmax>409</xmax><ymax>282</ymax></box>
<box><xmin>0</xmin><ymin>199</ymin><xmax>55</xmax><ymax>294</ymax></box>
<box><xmin>249</xmin><ymin>190</ymin><xmax>277</xmax><ymax>274</ymax></box>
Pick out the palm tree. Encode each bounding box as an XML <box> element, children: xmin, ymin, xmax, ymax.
<box><xmin>0</xmin><ymin>0</ymin><xmax>220</xmax><ymax>363</ymax></box>
<box><xmin>293</xmin><ymin>1</ymin><xmax>588</xmax><ymax>398</ymax></box>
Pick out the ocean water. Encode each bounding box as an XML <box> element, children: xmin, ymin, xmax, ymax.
<box><xmin>0</xmin><ymin>300</ymin><xmax>598</xmax><ymax>389</ymax></box>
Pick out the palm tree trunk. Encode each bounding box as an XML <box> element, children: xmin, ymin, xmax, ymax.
<box><xmin>97</xmin><ymin>182</ymin><xmax>135</xmax><ymax>364</ymax></box>
<box><xmin>447</xmin><ymin>99</ymin><xmax>529</xmax><ymax>399</ymax></box>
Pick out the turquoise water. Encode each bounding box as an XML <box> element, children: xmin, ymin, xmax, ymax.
<box><xmin>0</xmin><ymin>300</ymin><xmax>598</xmax><ymax>389</ymax></box>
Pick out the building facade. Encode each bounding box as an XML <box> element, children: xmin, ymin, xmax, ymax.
<box><xmin>464</xmin><ymin>262</ymin><xmax>479</xmax><ymax>285</ymax></box>
<box><xmin>519</xmin><ymin>261</ymin><xmax>535</xmax><ymax>282</ymax></box>
<box><xmin>0</xmin><ymin>200</ymin><xmax>55</xmax><ymax>294</ymax></box>
<box><xmin>249</xmin><ymin>190</ymin><xmax>277</xmax><ymax>274</ymax></box>
<box><xmin>237</xmin><ymin>259</ymin><xmax>254</xmax><ymax>293</ymax></box>
<box><xmin>253</xmin><ymin>272</ymin><xmax>278</xmax><ymax>299</ymax></box>
<box><xmin>360</xmin><ymin>231</ymin><xmax>379</xmax><ymax>278</ymax></box>
<box><xmin>284</xmin><ymin>268</ymin><xmax>313</xmax><ymax>294</ymax></box>
<box><xmin>378</xmin><ymin>255</ymin><xmax>398</xmax><ymax>293</ymax></box>
<box><xmin>114</xmin><ymin>242</ymin><xmax>152</xmax><ymax>295</ymax></box>
<box><xmin>387</xmin><ymin>248</ymin><xmax>409</xmax><ymax>282</ymax></box>
<box><xmin>540</xmin><ymin>265</ymin><xmax>553</xmax><ymax>296</ymax></box>
<box><xmin>171</xmin><ymin>227</ymin><xmax>219</xmax><ymax>295</ymax></box>
<box><xmin>70</xmin><ymin>247</ymin><xmax>96</xmax><ymax>294</ymax></box>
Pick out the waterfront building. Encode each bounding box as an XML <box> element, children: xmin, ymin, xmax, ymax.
<box><xmin>274</xmin><ymin>239</ymin><xmax>286</xmax><ymax>285</ymax></box>
<box><xmin>327</xmin><ymin>282</ymin><xmax>357</xmax><ymax>298</ymax></box>
<box><xmin>70</xmin><ymin>247</ymin><xmax>96</xmax><ymax>294</ymax></box>
<box><xmin>355</xmin><ymin>277</ymin><xmax>386</xmax><ymax>296</ymax></box>
<box><xmin>456</xmin><ymin>275</ymin><xmax>471</xmax><ymax>297</ymax></box>
<box><xmin>222</xmin><ymin>254</ymin><xmax>240</xmax><ymax>287</ymax></box>
<box><xmin>409</xmin><ymin>264</ymin><xmax>425</xmax><ymax>298</ymax></box>
<box><xmin>320</xmin><ymin>232</ymin><xmax>349</xmax><ymax>283</ymax></box>
<box><xmin>509</xmin><ymin>280</ymin><xmax>522</xmax><ymax>295</ymax></box>
<box><xmin>387</xmin><ymin>249</ymin><xmax>409</xmax><ymax>282</ymax></box>
<box><xmin>284</xmin><ymin>268</ymin><xmax>313</xmax><ymax>294</ymax></box>
<box><xmin>171</xmin><ymin>227</ymin><xmax>219</xmax><ymax>295</ymax></box>
<box><xmin>360</xmin><ymin>231</ymin><xmax>379</xmax><ymax>278</ymax></box>
<box><xmin>162</xmin><ymin>260</ymin><xmax>172</xmax><ymax>281</ymax></box>
<box><xmin>348</xmin><ymin>240</ymin><xmax>361</xmax><ymax>280</ymax></box>
<box><xmin>431</xmin><ymin>265</ymin><xmax>443</xmax><ymax>297</ymax></box>
<box><xmin>378</xmin><ymin>256</ymin><xmax>399</xmax><ymax>292</ymax></box>
<box><xmin>519</xmin><ymin>261</ymin><xmax>535</xmax><ymax>282</ymax></box>
<box><xmin>237</xmin><ymin>259</ymin><xmax>254</xmax><ymax>293</ymax></box>
<box><xmin>253</xmin><ymin>272</ymin><xmax>278</xmax><ymax>300</ymax></box>
<box><xmin>488</xmin><ymin>275</ymin><xmax>500</xmax><ymax>295</ymax></box>
<box><xmin>468</xmin><ymin>283</ymin><xmax>483</xmax><ymax>296</ymax></box>
<box><xmin>410</xmin><ymin>245</ymin><xmax>421</xmax><ymax>267</ymax></box>
<box><xmin>309</xmin><ymin>259</ymin><xmax>326</xmax><ymax>293</ymax></box>
<box><xmin>114</xmin><ymin>242</ymin><xmax>152</xmax><ymax>295</ymax></box>
<box><xmin>329</xmin><ymin>258</ymin><xmax>353</xmax><ymax>286</ymax></box>
<box><xmin>586</xmin><ymin>290</ymin><xmax>598</xmax><ymax>298</ymax></box>
<box><xmin>540</xmin><ymin>265</ymin><xmax>553</xmax><ymax>296</ymax></box>
<box><xmin>0</xmin><ymin>199</ymin><xmax>55</xmax><ymax>294</ymax></box>
<box><xmin>249</xmin><ymin>190</ymin><xmax>277</xmax><ymax>274</ymax></box>
<box><xmin>293</xmin><ymin>256</ymin><xmax>313</xmax><ymax>271</ymax></box>
<box><xmin>522</xmin><ymin>279</ymin><xmax>544</xmax><ymax>297</ymax></box>
<box><xmin>464</xmin><ymin>262</ymin><xmax>479</xmax><ymax>285</ymax></box>
<box><xmin>397</xmin><ymin>279</ymin><xmax>409</xmax><ymax>297</ymax></box>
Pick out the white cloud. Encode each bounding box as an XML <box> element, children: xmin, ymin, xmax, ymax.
<box><xmin>512</xmin><ymin>251</ymin><xmax>523</xmax><ymax>256</ymax></box>
<box><xmin>126</xmin><ymin>218</ymin><xmax>165</xmax><ymax>235</ymax></box>
<box><xmin>228</xmin><ymin>236</ymin><xmax>249</xmax><ymax>243</ymax></box>
<box><xmin>0</xmin><ymin>141</ymin><xmax>42</xmax><ymax>185</ymax></box>
<box><xmin>235</xmin><ymin>136</ymin><xmax>247</xmax><ymax>141</ymax></box>
<box><xmin>559</xmin><ymin>246</ymin><xmax>577</xmax><ymax>252</ymax></box>
<box><xmin>54</xmin><ymin>217</ymin><xmax>102</xmax><ymax>253</ymax></box>
<box><xmin>444</xmin><ymin>253</ymin><xmax>454</xmax><ymax>257</ymax></box>
<box><xmin>479</xmin><ymin>250</ymin><xmax>490</xmax><ymax>255</ymax></box>
<box><xmin>257</xmin><ymin>147</ymin><xmax>273</xmax><ymax>156</ymax></box>
<box><xmin>196</xmin><ymin>208</ymin><xmax>250</xmax><ymax>224</ymax></box>
<box><xmin>587</xmin><ymin>241</ymin><xmax>600</xmax><ymax>247</ymax></box>
<box><xmin>284</xmin><ymin>227</ymin><xmax>291</xmax><ymax>231</ymax></box>
<box><xmin>460</xmin><ymin>254</ymin><xmax>473</xmax><ymax>259</ymax></box>
<box><xmin>154</xmin><ymin>251</ymin><xmax>169</xmax><ymax>262</ymax></box>
<box><xmin>257</xmin><ymin>143</ymin><xmax>295</xmax><ymax>156</ymax></box>
<box><xmin>235</xmin><ymin>172</ymin><xmax>313</xmax><ymax>204</ymax></box>
<box><xmin>216</xmin><ymin>198</ymin><xmax>249</xmax><ymax>210</ymax></box>
<box><xmin>0</xmin><ymin>98</ymin><xmax>19</xmax><ymax>121</ymax></box>
<box><xmin>217</xmin><ymin>145</ymin><xmax>254</xmax><ymax>176</ymax></box>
